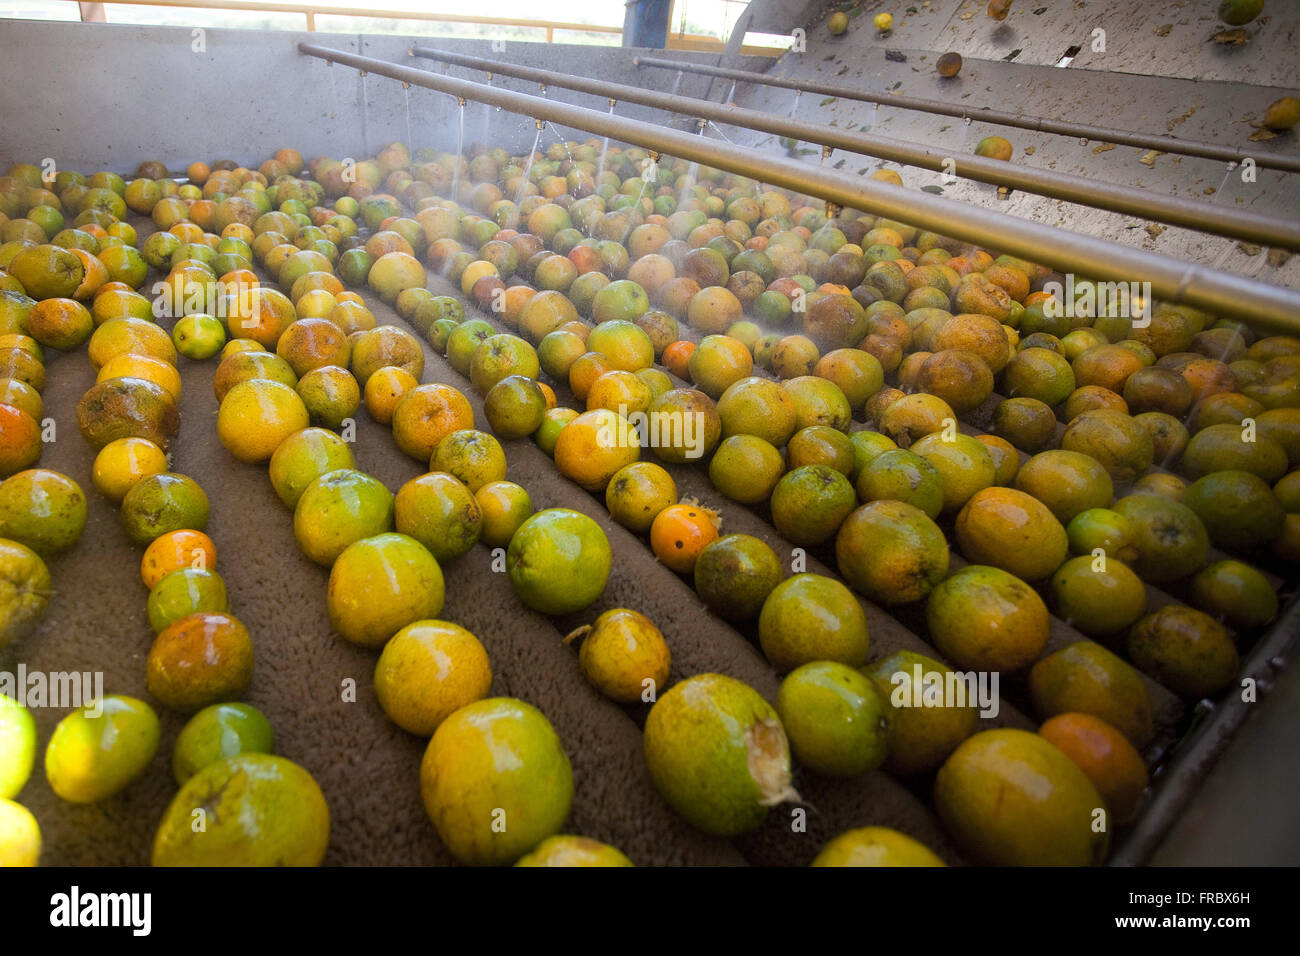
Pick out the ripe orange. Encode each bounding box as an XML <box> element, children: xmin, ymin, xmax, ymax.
<box><xmin>391</xmin><ymin>384</ymin><xmax>475</xmax><ymax>462</ymax></box>
<box><xmin>216</xmin><ymin>379</ymin><xmax>310</xmax><ymax>463</ymax></box>
<box><xmin>554</xmin><ymin>409</ymin><xmax>640</xmax><ymax>492</ymax></box>
<box><xmin>97</xmin><ymin>353</ymin><xmax>183</xmax><ymax>404</ymax></box>
<box><xmin>92</xmin><ymin>437</ymin><xmax>169</xmax><ymax>503</ymax></box>
<box><xmin>363</xmin><ymin>366</ymin><xmax>418</xmax><ymax>425</ymax></box>
<box><xmin>27</xmin><ymin>297</ymin><xmax>94</xmax><ymax>351</ymax></box>
<box><xmin>662</xmin><ymin>340</ymin><xmax>695</xmax><ymax>380</ymax></box>
<box><xmin>649</xmin><ymin>502</ymin><xmax>720</xmax><ymax>574</ymax></box>
<box><xmin>141</xmin><ymin>529</ymin><xmax>218</xmax><ymax>589</ymax></box>
<box><xmin>0</xmin><ymin>402</ymin><xmax>42</xmax><ymax>478</ymax></box>
<box><xmin>1038</xmin><ymin>713</ymin><xmax>1148</xmax><ymax>824</ymax></box>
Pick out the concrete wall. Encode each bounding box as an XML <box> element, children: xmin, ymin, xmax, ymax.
<box><xmin>0</xmin><ymin>19</ymin><xmax>754</xmax><ymax>172</ymax></box>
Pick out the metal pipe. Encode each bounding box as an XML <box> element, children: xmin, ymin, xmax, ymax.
<box><xmin>634</xmin><ymin>55</ymin><xmax>1300</xmax><ymax>175</ymax></box>
<box><xmin>411</xmin><ymin>46</ymin><xmax>1300</xmax><ymax>252</ymax></box>
<box><xmin>297</xmin><ymin>43</ymin><xmax>1300</xmax><ymax>333</ymax></box>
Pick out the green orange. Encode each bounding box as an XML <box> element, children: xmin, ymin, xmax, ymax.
<box><xmin>420</xmin><ymin>697</ymin><xmax>573</xmax><ymax>865</ymax></box>
<box><xmin>374</xmin><ymin>620</ymin><xmax>493</xmax><ymax>736</ymax></box>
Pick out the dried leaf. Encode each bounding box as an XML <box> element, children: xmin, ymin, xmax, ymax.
<box><xmin>1154</xmin><ymin>23</ymin><xmax>1172</xmax><ymax>37</ymax></box>
<box><xmin>1248</xmin><ymin>128</ymin><xmax>1279</xmax><ymax>141</ymax></box>
<box><xmin>1267</xmin><ymin>248</ymin><xmax>1293</xmax><ymax>268</ymax></box>
<box><xmin>1209</xmin><ymin>28</ymin><xmax>1248</xmax><ymax>45</ymax></box>
<box><xmin>1145</xmin><ymin>224</ymin><xmax>1165</xmax><ymax>239</ymax></box>
<box><xmin>1024</xmin><ymin>145</ymin><xmax>1036</xmax><ymax>155</ymax></box>
<box><xmin>1138</xmin><ymin>150</ymin><xmax>1160</xmax><ymax>167</ymax></box>
<box><xmin>1236</xmin><ymin>242</ymin><xmax>1262</xmax><ymax>256</ymax></box>
<box><xmin>1093</xmin><ymin>142</ymin><xmax>1116</xmax><ymax>154</ymax></box>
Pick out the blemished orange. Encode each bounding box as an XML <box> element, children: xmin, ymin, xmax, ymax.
<box><xmin>97</xmin><ymin>352</ymin><xmax>183</xmax><ymax>404</ymax></box>
<box><xmin>649</xmin><ymin>502</ymin><xmax>720</xmax><ymax>574</ymax></box>
<box><xmin>364</xmin><ymin>366</ymin><xmax>419</xmax><ymax>425</ymax></box>
<box><xmin>141</xmin><ymin>529</ymin><xmax>218</xmax><ymax>589</ymax></box>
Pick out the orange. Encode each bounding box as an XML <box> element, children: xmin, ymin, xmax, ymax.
<box><xmin>223</xmin><ymin>286</ymin><xmax>296</xmax><ymax>350</ymax></box>
<box><xmin>0</xmin><ymin>403</ymin><xmax>41</xmax><ymax>478</ymax></box>
<box><xmin>586</xmin><ymin>320</ymin><xmax>655</xmax><ymax>372</ymax></box>
<box><xmin>475</xmin><ymin>480</ymin><xmax>533</xmax><ymax>548</ymax></box>
<box><xmin>363</xmin><ymin>365</ymin><xmax>418</xmax><ymax>425</ymax></box>
<box><xmin>391</xmin><ymin>384</ymin><xmax>475</xmax><ymax>462</ymax></box>
<box><xmin>572</xmin><ymin>608</ymin><xmax>671</xmax><ymax>703</ymax></box>
<box><xmin>1038</xmin><ymin>713</ymin><xmax>1148</xmax><ymax>824</ymax></box>
<box><xmin>955</xmin><ymin>487</ymin><xmax>1069</xmax><ymax>581</ymax></box>
<box><xmin>220</xmin><ymin>223</ymin><xmax>255</xmax><ymax>244</ymax></box>
<box><xmin>67</xmin><ymin>249</ymin><xmax>109</xmax><ymax>301</ymax></box>
<box><xmin>567</xmin><ymin>351</ymin><xmax>612</xmax><ymax>401</ymax></box>
<box><xmin>90</xmin><ymin>289</ymin><xmax>154</xmax><ymax>325</ymax></box>
<box><xmin>141</xmin><ymin>529</ymin><xmax>218</xmax><ymax>589</ymax></box>
<box><xmin>0</xmin><ymin>378</ymin><xmax>41</xmax><ymax>421</ymax></box>
<box><xmin>186</xmin><ymin>161</ymin><xmax>211</xmax><ymax>185</ymax></box>
<box><xmin>554</xmin><ymin>408</ymin><xmax>640</xmax><ymax>493</ymax></box>
<box><xmin>92</xmin><ymin>436</ymin><xmax>169</xmax><ymax>503</ymax></box>
<box><xmin>649</xmin><ymin>501</ymin><xmax>720</xmax><ymax>574</ymax></box>
<box><xmin>96</xmin><ymin>352</ymin><xmax>183</xmax><ymax>403</ymax></box>
<box><xmin>605</xmin><ymin>461</ymin><xmax>677</xmax><ymax>534</ymax></box>
<box><xmin>27</xmin><ymin>297</ymin><xmax>94</xmax><ymax>351</ymax></box>
<box><xmin>926</xmin><ymin>565</ymin><xmax>1049</xmax><ymax>672</ymax></box>
<box><xmin>373</xmin><ymin>620</ymin><xmax>492</xmax><ymax>736</ymax></box>
<box><xmin>216</xmin><ymin>378</ymin><xmax>310</xmax><ymax>463</ymax></box>
<box><xmin>146</xmin><ymin>611</ymin><xmax>253</xmax><ymax>713</ymax></box>
<box><xmin>87</xmin><ymin>317</ymin><xmax>178</xmax><ymax>372</ymax></box>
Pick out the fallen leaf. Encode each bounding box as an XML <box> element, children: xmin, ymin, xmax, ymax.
<box><xmin>1145</xmin><ymin>224</ymin><xmax>1165</xmax><ymax>239</ymax></box>
<box><xmin>1249</xmin><ymin>128</ymin><xmax>1279</xmax><ymax>141</ymax></box>
<box><xmin>1154</xmin><ymin>23</ymin><xmax>1172</xmax><ymax>37</ymax></box>
<box><xmin>1024</xmin><ymin>145</ymin><xmax>1036</xmax><ymax>155</ymax></box>
<box><xmin>1138</xmin><ymin>150</ymin><xmax>1160</xmax><ymax>167</ymax></box>
<box><xmin>1237</xmin><ymin>242</ymin><xmax>1262</xmax><ymax>256</ymax></box>
<box><xmin>1093</xmin><ymin>142</ymin><xmax>1116</xmax><ymax>154</ymax></box>
<box><xmin>1267</xmin><ymin>248</ymin><xmax>1293</xmax><ymax>268</ymax></box>
<box><xmin>1209</xmin><ymin>28</ymin><xmax>1248</xmax><ymax>45</ymax></box>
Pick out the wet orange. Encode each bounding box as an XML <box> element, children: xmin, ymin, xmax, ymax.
<box><xmin>554</xmin><ymin>408</ymin><xmax>640</xmax><ymax>492</ymax></box>
<box><xmin>1038</xmin><ymin>713</ymin><xmax>1148</xmax><ymax>824</ymax></box>
<box><xmin>216</xmin><ymin>379</ymin><xmax>310</xmax><ymax>463</ymax></box>
<box><xmin>0</xmin><ymin>403</ymin><xmax>42</xmax><ymax>478</ymax></box>
<box><xmin>391</xmin><ymin>384</ymin><xmax>475</xmax><ymax>462</ymax></box>
<box><xmin>27</xmin><ymin>297</ymin><xmax>94</xmax><ymax>351</ymax></box>
<box><xmin>661</xmin><ymin>340</ymin><xmax>695</xmax><ymax>380</ymax></box>
<box><xmin>141</xmin><ymin>529</ymin><xmax>218</xmax><ymax>589</ymax></box>
<box><xmin>146</xmin><ymin>611</ymin><xmax>253</xmax><ymax>713</ymax></box>
<box><xmin>363</xmin><ymin>366</ymin><xmax>418</xmax><ymax>425</ymax></box>
<box><xmin>650</xmin><ymin>502</ymin><xmax>720</xmax><ymax>574</ymax></box>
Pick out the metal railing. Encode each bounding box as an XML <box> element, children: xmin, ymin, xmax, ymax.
<box><xmin>298</xmin><ymin>43</ymin><xmax>1300</xmax><ymax>332</ymax></box>
<box><xmin>411</xmin><ymin>46</ymin><xmax>1300</xmax><ymax>252</ymax></box>
<box><xmin>635</xmin><ymin>55</ymin><xmax>1300</xmax><ymax>174</ymax></box>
